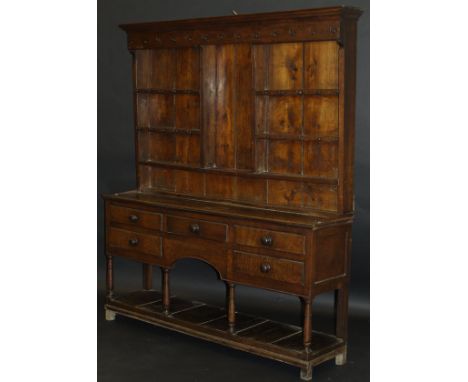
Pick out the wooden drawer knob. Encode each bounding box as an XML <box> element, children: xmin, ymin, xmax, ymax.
<box><xmin>128</xmin><ymin>238</ymin><xmax>139</xmax><ymax>246</ymax></box>
<box><xmin>129</xmin><ymin>214</ymin><xmax>139</xmax><ymax>223</ymax></box>
<box><xmin>260</xmin><ymin>235</ymin><xmax>273</xmax><ymax>246</ymax></box>
<box><xmin>260</xmin><ymin>263</ymin><xmax>271</xmax><ymax>273</ymax></box>
<box><xmin>189</xmin><ymin>223</ymin><xmax>200</xmax><ymax>234</ymax></box>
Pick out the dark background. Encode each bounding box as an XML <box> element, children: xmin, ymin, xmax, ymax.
<box><xmin>98</xmin><ymin>1</ymin><xmax>369</xmax><ymax>381</ymax></box>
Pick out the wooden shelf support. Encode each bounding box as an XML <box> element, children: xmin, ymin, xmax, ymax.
<box><xmin>226</xmin><ymin>283</ymin><xmax>236</xmax><ymax>333</ymax></box>
<box><xmin>162</xmin><ymin>268</ymin><xmax>170</xmax><ymax>315</ymax></box>
<box><xmin>143</xmin><ymin>264</ymin><xmax>153</xmax><ymax>290</ymax></box>
<box><xmin>106</xmin><ymin>255</ymin><xmax>113</xmax><ymax>300</ymax></box>
<box><xmin>302</xmin><ymin>297</ymin><xmax>312</xmax><ymax>352</ymax></box>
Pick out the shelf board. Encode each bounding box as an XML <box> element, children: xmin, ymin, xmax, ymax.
<box><xmin>137</xmin><ymin>127</ymin><xmax>200</xmax><ymax>135</ymax></box>
<box><xmin>255</xmin><ymin>134</ymin><xmax>339</xmax><ymax>142</ymax></box>
<box><xmin>136</xmin><ymin>88</ymin><xmax>199</xmax><ymax>95</ymax></box>
<box><xmin>106</xmin><ymin>290</ymin><xmax>344</xmax><ymax>368</ymax></box>
<box><xmin>255</xmin><ymin>89</ymin><xmax>339</xmax><ymax>96</ymax></box>
<box><xmin>138</xmin><ymin>160</ymin><xmax>338</xmax><ymax>185</ymax></box>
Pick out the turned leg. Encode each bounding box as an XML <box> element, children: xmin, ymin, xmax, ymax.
<box><xmin>106</xmin><ymin>255</ymin><xmax>114</xmax><ymax>300</ymax></box>
<box><xmin>105</xmin><ymin>255</ymin><xmax>116</xmax><ymax>321</ymax></box>
<box><xmin>226</xmin><ymin>283</ymin><xmax>236</xmax><ymax>334</ymax></box>
<box><xmin>302</xmin><ymin>297</ymin><xmax>312</xmax><ymax>352</ymax></box>
<box><xmin>162</xmin><ymin>268</ymin><xmax>170</xmax><ymax>315</ymax></box>
<box><xmin>143</xmin><ymin>263</ymin><xmax>153</xmax><ymax>290</ymax></box>
<box><xmin>334</xmin><ymin>285</ymin><xmax>349</xmax><ymax>365</ymax></box>
<box><xmin>300</xmin><ymin>363</ymin><xmax>313</xmax><ymax>381</ymax></box>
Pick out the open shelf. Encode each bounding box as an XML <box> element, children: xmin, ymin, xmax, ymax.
<box><xmin>106</xmin><ymin>290</ymin><xmax>344</xmax><ymax>369</ymax></box>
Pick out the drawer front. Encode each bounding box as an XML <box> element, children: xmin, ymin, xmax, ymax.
<box><xmin>108</xmin><ymin>227</ymin><xmax>161</xmax><ymax>257</ymax></box>
<box><xmin>234</xmin><ymin>226</ymin><xmax>305</xmax><ymax>255</ymax></box>
<box><xmin>109</xmin><ymin>205</ymin><xmax>162</xmax><ymax>231</ymax></box>
<box><xmin>233</xmin><ymin>251</ymin><xmax>304</xmax><ymax>285</ymax></box>
<box><xmin>166</xmin><ymin>215</ymin><xmax>227</xmax><ymax>242</ymax></box>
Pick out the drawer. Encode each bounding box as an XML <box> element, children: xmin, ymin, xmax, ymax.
<box><xmin>233</xmin><ymin>251</ymin><xmax>304</xmax><ymax>285</ymax></box>
<box><xmin>234</xmin><ymin>226</ymin><xmax>305</xmax><ymax>255</ymax></box>
<box><xmin>108</xmin><ymin>227</ymin><xmax>161</xmax><ymax>257</ymax></box>
<box><xmin>109</xmin><ymin>205</ymin><xmax>162</xmax><ymax>231</ymax></box>
<box><xmin>166</xmin><ymin>215</ymin><xmax>227</xmax><ymax>242</ymax></box>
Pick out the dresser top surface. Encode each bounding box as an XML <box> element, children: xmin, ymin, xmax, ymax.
<box><xmin>103</xmin><ymin>191</ymin><xmax>353</xmax><ymax>229</ymax></box>
<box><xmin>119</xmin><ymin>6</ymin><xmax>362</xmax><ymax>32</ymax></box>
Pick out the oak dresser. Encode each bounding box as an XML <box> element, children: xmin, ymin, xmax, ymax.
<box><xmin>103</xmin><ymin>6</ymin><xmax>362</xmax><ymax>380</ymax></box>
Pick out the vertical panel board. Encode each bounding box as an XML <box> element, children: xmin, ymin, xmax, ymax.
<box><xmin>303</xmin><ymin>183</ymin><xmax>338</xmax><ymax>211</ymax></box>
<box><xmin>253</xmin><ymin>45</ymin><xmax>269</xmax><ymax>90</ymax></box>
<box><xmin>268</xmin><ymin>43</ymin><xmax>303</xmax><ymax>90</ymax></box>
<box><xmin>150</xmin><ymin>166</ymin><xmax>175</xmax><ymax>192</ymax></box>
<box><xmin>303</xmin><ymin>141</ymin><xmax>339</xmax><ymax>178</ymax></box>
<box><xmin>304</xmin><ymin>42</ymin><xmax>339</xmax><ymax>90</ymax></box>
<box><xmin>148</xmin><ymin>94</ymin><xmax>174</xmax><ymax>128</ymax></box>
<box><xmin>267</xmin><ymin>180</ymin><xmax>303</xmax><ymax>208</ymax></box>
<box><xmin>215</xmin><ymin>45</ymin><xmax>235</xmax><ymax>169</ymax></box>
<box><xmin>136</xmin><ymin>94</ymin><xmax>150</xmax><ymax>128</ymax></box>
<box><xmin>175</xmin><ymin>135</ymin><xmax>201</xmax><ymax>165</ymax></box>
<box><xmin>174</xmin><ymin>170</ymin><xmax>204</xmax><ymax>196</ymax></box>
<box><xmin>303</xmin><ymin>96</ymin><xmax>339</xmax><ymax>138</ymax></box>
<box><xmin>267</xmin><ymin>96</ymin><xmax>302</xmax><ymax>135</ymax></box>
<box><xmin>201</xmin><ymin>45</ymin><xmax>217</xmax><ymax>167</ymax></box>
<box><xmin>151</xmin><ymin>49</ymin><xmax>175</xmax><ymax>89</ymax></box>
<box><xmin>176</xmin><ymin>47</ymin><xmax>200</xmax><ymax>90</ymax></box>
<box><xmin>205</xmin><ymin>174</ymin><xmax>236</xmax><ymax>200</ymax></box>
<box><xmin>148</xmin><ymin>133</ymin><xmax>176</xmax><ymax>162</ymax></box>
<box><xmin>175</xmin><ymin>95</ymin><xmax>200</xmax><ymax>131</ymax></box>
<box><xmin>268</xmin><ymin>141</ymin><xmax>302</xmax><ymax>175</ymax></box>
<box><xmin>235</xmin><ymin>44</ymin><xmax>254</xmax><ymax>170</ymax></box>
<box><xmin>138</xmin><ymin>165</ymin><xmax>153</xmax><ymax>190</ymax></box>
<box><xmin>135</xmin><ymin>50</ymin><xmax>152</xmax><ymax>89</ymax></box>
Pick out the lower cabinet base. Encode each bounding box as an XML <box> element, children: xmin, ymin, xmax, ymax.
<box><xmin>105</xmin><ymin>290</ymin><xmax>346</xmax><ymax>381</ymax></box>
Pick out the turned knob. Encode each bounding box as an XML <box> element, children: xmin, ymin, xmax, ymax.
<box><xmin>260</xmin><ymin>263</ymin><xmax>271</xmax><ymax>273</ymax></box>
<box><xmin>128</xmin><ymin>238</ymin><xmax>139</xmax><ymax>246</ymax></box>
<box><xmin>190</xmin><ymin>223</ymin><xmax>200</xmax><ymax>234</ymax></box>
<box><xmin>260</xmin><ymin>235</ymin><xmax>273</xmax><ymax>246</ymax></box>
<box><xmin>129</xmin><ymin>214</ymin><xmax>139</xmax><ymax>223</ymax></box>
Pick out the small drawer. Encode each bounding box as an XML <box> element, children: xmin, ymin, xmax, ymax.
<box><xmin>108</xmin><ymin>227</ymin><xmax>161</xmax><ymax>257</ymax></box>
<box><xmin>233</xmin><ymin>251</ymin><xmax>304</xmax><ymax>285</ymax></box>
<box><xmin>109</xmin><ymin>205</ymin><xmax>162</xmax><ymax>231</ymax></box>
<box><xmin>166</xmin><ymin>215</ymin><xmax>227</xmax><ymax>242</ymax></box>
<box><xmin>234</xmin><ymin>226</ymin><xmax>305</xmax><ymax>255</ymax></box>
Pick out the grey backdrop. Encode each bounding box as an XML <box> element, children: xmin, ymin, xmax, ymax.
<box><xmin>98</xmin><ymin>0</ymin><xmax>369</xmax><ymax>313</ymax></box>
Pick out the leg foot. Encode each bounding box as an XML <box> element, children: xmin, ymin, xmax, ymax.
<box><xmin>300</xmin><ymin>364</ymin><xmax>313</xmax><ymax>381</ymax></box>
<box><xmin>335</xmin><ymin>348</ymin><xmax>347</xmax><ymax>365</ymax></box>
<box><xmin>105</xmin><ymin>309</ymin><xmax>116</xmax><ymax>321</ymax></box>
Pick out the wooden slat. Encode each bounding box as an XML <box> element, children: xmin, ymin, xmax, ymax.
<box><xmin>171</xmin><ymin>304</ymin><xmax>226</xmax><ymax>324</ymax></box>
<box><xmin>236</xmin><ymin>320</ymin><xmax>301</xmax><ymax>343</ymax></box>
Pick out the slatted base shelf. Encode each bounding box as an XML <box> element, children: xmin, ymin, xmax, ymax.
<box><xmin>105</xmin><ymin>290</ymin><xmax>345</xmax><ymax>380</ymax></box>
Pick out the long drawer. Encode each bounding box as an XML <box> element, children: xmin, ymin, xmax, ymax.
<box><xmin>234</xmin><ymin>225</ymin><xmax>305</xmax><ymax>255</ymax></box>
<box><xmin>233</xmin><ymin>251</ymin><xmax>304</xmax><ymax>286</ymax></box>
<box><xmin>108</xmin><ymin>227</ymin><xmax>161</xmax><ymax>257</ymax></box>
<box><xmin>109</xmin><ymin>204</ymin><xmax>162</xmax><ymax>231</ymax></box>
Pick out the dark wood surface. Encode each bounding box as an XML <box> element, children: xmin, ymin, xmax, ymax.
<box><xmin>104</xmin><ymin>6</ymin><xmax>361</xmax><ymax>381</ymax></box>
